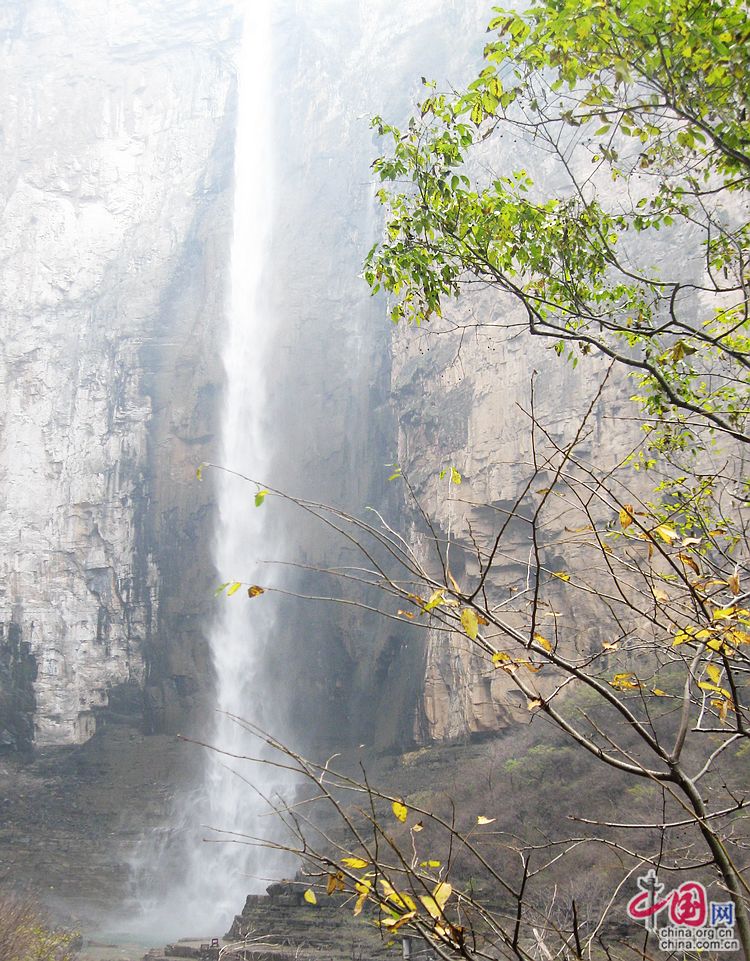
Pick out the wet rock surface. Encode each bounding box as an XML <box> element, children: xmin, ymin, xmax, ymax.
<box><xmin>0</xmin><ymin>724</ymin><xmax>196</xmax><ymax>917</ymax></box>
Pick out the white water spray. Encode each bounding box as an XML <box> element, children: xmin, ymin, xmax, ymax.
<box><xmin>128</xmin><ymin>2</ymin><xmax>293</xmax><ymax>937</ymax></box>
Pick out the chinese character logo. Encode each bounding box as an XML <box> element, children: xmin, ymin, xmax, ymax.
<box><xmin>627</xmin><ymin>871</ymin><xmax>739</xmax><ymax>953</ymax></box>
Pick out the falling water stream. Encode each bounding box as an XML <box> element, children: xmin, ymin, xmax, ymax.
<box><xmin>126</xmin><ymin>2</ymin><xmax>293</xmax><ymax>937</ymax></box>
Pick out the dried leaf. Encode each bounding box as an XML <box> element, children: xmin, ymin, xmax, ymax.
<box><xmin>728</xmin><ymin>570</ymin><xmax>741</xmax><ymax>596</ymax></box>
<box><xmin>602</xmin><ymin>640</ymin><xmax>620</xmax><ymax>651</ymax></box>
<box><xmin>327</xmin><ymin>872</ymin><xmax>345</xmax><ymax>895</ymax></box>
<box><xmin>397</xmin><ymin>610</ymin><xmax>415</xmax><ymax>619</ymax></box>
<box><xmin>652</xmin><ymin>587</ymin><xmax>669</xmax><ymax>603</ymax></box>
<box><xmin>678</xmin><ymin>552</ymin><xmax>700</xmax><ymax>575</ymax></box>
<box><xmin>711</xmin><ymin>698</ymin><xmax>730</xmax><ymax>722</ymax></box>
<box><xmin>476</xmin><ymin>614</ymin><xmax>489</xmax><ymax>626</ymax></box>
<box><xmin>461</xmin><ymin>608</ymin><xmax>479</xmax><ymax>640</ymax></box>
<box><xmin>619</xmin><ymin>504</ymin><xmax>634</xmax><ymax>529</ymax></box>
<box><xmin>304</xmin><ymin>889</ymin><xmax>317</xmax><ymax>905</ymax></box>
<box><xmin>392</xmin><ymin>800</ymin><xmax>408</xmax><ymax>823</ymax></box>
<box><xmin>477</xmin><ymin>815</ymin><xmax>496</xmax><ymax>825</ymax></box>
<box><xmin>527</xmin><ymin>698</ymin><xmax>543</xmax><ymax>711</ymax></box>
<box><xmin>447</xmin><ymin>571</ymin><xmax>462</xmax><ymax>594</ymax></box>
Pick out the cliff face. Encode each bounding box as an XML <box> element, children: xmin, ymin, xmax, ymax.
<box><xmin>0</xmin><ymin>0</ymin><xmax>236</xmax><ymax>748</ymax></box>
<box><xmin>0</xmin><ymin>0</ymin><xmax>628</xmax><ymax>758</ymax></box>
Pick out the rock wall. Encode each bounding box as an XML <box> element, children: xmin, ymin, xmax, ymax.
<box><xmin>0</xmin><ymin>0</ymin><xmax>629</xmax><ymax>757</ymax></box>
<box><xmin>0</xmin><ymin>0</ymin><xmax>237</xmax><ymax>747</ymax></box>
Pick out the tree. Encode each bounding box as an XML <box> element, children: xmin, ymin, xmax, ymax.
<box><xmin>0</xmin><ymin>896</ymin><xmax>78</xmax><ymax>961</ymax></box>
<box><xmin>365</xmin><ymin>0</ymin><xmax>749</xmax><ymax>453</ymax></box>
<box><xmin>209</xmin><ymin>1</ymin><xmax>749</xmax><ymax>957</ymax></box>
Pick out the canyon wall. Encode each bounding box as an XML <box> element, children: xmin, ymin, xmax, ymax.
<box><xmin>0</xmin><ymin>0</ymin><xmax>624</xmax><ymax>758</ymax></box>
<box><xmin>0</xmin><ymin>0</ymin><xmax>237</xmax><ymax>748</ymax></box>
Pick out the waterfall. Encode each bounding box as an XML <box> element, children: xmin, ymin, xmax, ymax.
<box><xmin>126</xmin><ymin>1</ymin><xmax>293</xmax><ymax>938</ymax></box>
<box><xmin>195</xmin><ymin>0</ymin><xmax>292</xmax><ymax>925</ymax></box>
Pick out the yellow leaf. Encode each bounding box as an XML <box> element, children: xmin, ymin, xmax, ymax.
<box><xmin>619</xmin><ymin>504</ymin><xmax>634</xmax><ymax>529</ymax></box>
<box><xmin>652</xmin><ymin>688</ymin><xmax>669</xmax><ymax>697</ymax></box>
<box><xmin>420</xmin><ymin>896</ymin><xmax>443</xmax><ymax>920</ymax></box>
<box><xmin>654</xmin><ymin>524</ymin><xmax>677</xmax><ymax>545</ymax></box>
<box><xmin>533</xmin><ymin>632</ymin><xmax>552</xmax><ymax>652</ymax></box>
<box><xmin>527</xmin><ymin>698</ymin><xmax>543</xmax><ymax>711</ymax></box>
<box><xmin>433</xmin><ymin>882</ymin><xmax>452</xmax><ymax>911</ymax></box>
<box><xmin>397</xmin><ymin>609</ymin><xmax>415</xmax><ymax>619</ymax></box>
<box><xmin>341</xmin><ymin>857</ymin><xmax>368</xmax><ymax>869</ymax></box>
<box><xmin>477</xmin><ymin>815</ymin><xmax>496</xmax><ymax>825</ymax></box>
<box><xmin>698</xmin><ymin>681</ymin><xmax>732</xmax><ymax>699</ymax></box>
<box><xmin>380</xmin><ymin>881</ymin><xmax>417</xmax><ymax>912</ymax></box>
<box><xmin>450</xmin><ymin>467</ymin><xmax>462</xmax><ymax>485</ymax></box>
<box><xmin>412</xmin><ymin>821</ymin><xmax>424</xmax><ymax>832</ymax></box>
<box><xmin>610</xmin><ymin>672</ymin><xmax>639</xmax><ymax>691</ymax></box>
<box><xmin>552</xmin><ymin>571</ymin><xmax>571</xmax><ymax>582</ymax></box>
<box><xmin>226</xmin><ymin>582</ymin><xmax>242</xmax><ymax>597</ymax></box>
<box><xmin>195</xmin><ymin>463</ymin><xmax>205</xmax><ymax>481</ymax></box>
<box><xmin>392</xmin><ymin>800</ymin><xmax>408</xmax><ymax>823</ymax></box>
<box><xmin>304</xmin><ymin>889</ymin><xmax>317</xmax><ymax>905</ymax></box>
<box><xmin>461</xmin><ymin>608</ymin><xmax>479</xmax><ymax>640</ymax></box>
<box><xmin>424</xmin><ymin>589</ymin><xmax>446</xmax><ymax>612</ymax></box>
<box><xmin>420</xmin><ymin>860</ymin><xmax>441</xmax><ymax>869</ymax></box>
<box><xmin>492</xmin><ymin>651</ymin><xmax>510</xmax><ymax>665</ymax></box>
<box><xmin>706</xmin><ymin>664</ymin><xmax>721</xmax><ymax>685</ymax></box>
<box><xmin>381</xmin><ymin>911</ymin><xmax>416</xmax><ymax>931</ymax></box>
<box><xmin>247</xmin><ymin>585</ymin><xmax>265</xmax><ymax>598</ymax></box>
<box><xmin>353</xmin><ymin>891</ymin><xmax>367</xmax><ymax>916</ymax></box>
<box><xmin>602</xmin><ymin>640</ymin><xmax>620</xmax><ymax>651</ymax></box>
<box><xmin>713</xmin><ymin>606</ymin><xmax>737</xmax><ymax>621</ymax></box>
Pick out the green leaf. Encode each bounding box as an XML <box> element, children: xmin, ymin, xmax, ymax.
<box><xmin>255</xmin><ymin>489</ymin><xmax>269</xmax><ymax>507</ymax></box>
<box><xmin>450</xmin><ymin>467</ymin><xmax>462</xmax><ymax>485</ymax></box>
<box><xmin>226</xmin><ymin>582</ymin><xmax>242</xmax><ymax>596</ymax></box>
